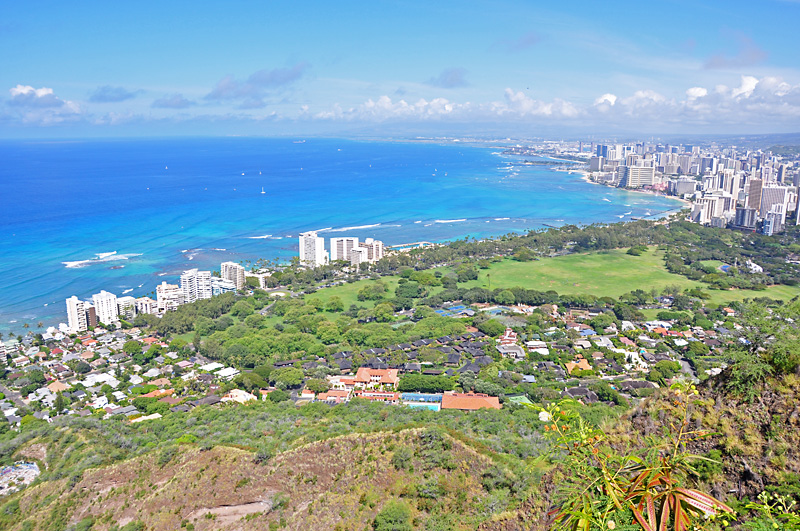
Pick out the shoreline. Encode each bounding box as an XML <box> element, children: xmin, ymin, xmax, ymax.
<box><xmin>571</xmin><ymin>168</ymin><xmax>691</xmax><ymax>209</ymax></box>
<box><xmin>0</xmin><ymin>143</ymin><xmax>686</xmax><ymax>335</ymax></box>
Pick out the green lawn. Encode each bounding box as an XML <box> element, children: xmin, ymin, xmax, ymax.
<box><xmin>704</xmin><ymin>284</ymin><xmax>800</xmax><ymax>306</ymax></box>
<box><xmin>698</xmin><ymin>259</ymin><xmax>726</xmax><ymax>270</ymax></box>
<box><xmin>307</xmin><ymin>277</ymin><xmax>402</xmax><ymax>309</ymax></box>
<box><xmin>457</xmin><ymin>248</ymin><xmax>800</xmax><ymax>306</ymax></box>
<box><xmin>460</xmin><ymin>249</ymin><xmax>699</xmax><ymax>298</ymax></box>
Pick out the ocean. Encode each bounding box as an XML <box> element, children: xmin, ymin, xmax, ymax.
<box><xmin>0</xmin><ymin>137</ymin><xmax>682</xmax><ymax>334</ymax></box>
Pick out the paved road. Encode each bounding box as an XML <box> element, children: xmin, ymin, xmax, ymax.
<box><xmin>0</xmin><ymin>384</ymin><xmax>27</xmax><ymax>409</ymax></box>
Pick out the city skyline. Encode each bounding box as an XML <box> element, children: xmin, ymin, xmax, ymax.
<box><xmin>3</xmin><ymin>1</ymin><xmax>800</xmax><ymax>137</ymax></box>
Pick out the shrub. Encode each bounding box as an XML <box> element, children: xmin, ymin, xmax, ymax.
<box><xmin>373</xmin><ymin>500</ymin><xmax>412</xmax><ymax>531</ymax></box>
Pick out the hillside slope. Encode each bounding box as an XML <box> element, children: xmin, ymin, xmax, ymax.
<box><xmin>5</xmin><ymin>428</ymin><xmax>537</xmax><ymax>531</ymax></box>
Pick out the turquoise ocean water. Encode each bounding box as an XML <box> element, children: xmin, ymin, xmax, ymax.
<box><xmin>0</xmin><ymin>138</ymin><xmax>682</xmax><ymax>333</ymax></box>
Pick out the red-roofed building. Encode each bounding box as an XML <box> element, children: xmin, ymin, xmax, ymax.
<box><xmin>354</xmin><ymin>368</ymin><xmax>400</xmax><ymax>388</ymax></box>
<box><xmin>620</xmin><ymin>337</ymin><xmax>636</xmax><ymax>347</ymax></box>
<box><xmin>441</xmin><ymin>392</ymin><xmax>501</xmax><ymax>411</ymax></box>
<box><xmin>499</xmin><ymin>328</ymin><xmax>518</xmax><ymax>346</ymax></box>
<box><xmin>565</xmin><ymin>355</ymin><xmax>592</xmax><ymax>375</ymax></box>
<box><xmin>158</xmin><ymin>396</ymin><xmax>181</xmax><ymax>406</ymax></box>
<box><xmin>317</xmin><ymin>389</ymin><xmax>352</xmax><ymax>404</ymax></box>
<box><xmin>141</xmin><ymin>388</ymin><xmax>174</xmax><ymax>398</ymax></box>
<box><xmin>300</xmin><ymin>389</ymin><xmax>316</xmax><ymax>400</ymax></box>
<box><xmin>353</xmin><ymin>389</ymin><xmax>400</xmax><ymax>404</ymax></box>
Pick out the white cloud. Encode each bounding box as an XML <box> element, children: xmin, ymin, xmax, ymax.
<box><xmin>686</xmin><ymin>87</ymin><xmax>708</xmax><ymax>100</ymax></box>
<box><xmin>731</xmin><ymin>75</ymin><xmax>759</xmax><ymax>99</ymax></box>
<box><xmin>594</xmin><ymin>93</ymin><xmax>617</xmax><ymax>106</ymax></box>
<box><xmin>6</xmin><ymin>84</ymin><xmax>82</xmax><ymax>125</ymax></box>
<box><xmin>501</xmin><ymin>89</ymin><xmax>580</xmax><ymax>117</ymax></box>
<box><xmin>314</xmin><ymin>95</ymin><xmax>466</xmax><ymax>121</ymax></box>
<box><xmin>9</xmin><ymin>85</ymin><xmax>65</xmax><ymax>108</ymax></box>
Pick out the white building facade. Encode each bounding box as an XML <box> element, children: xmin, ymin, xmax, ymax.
<box><xmin>181</xmin><ymin>269</ymin><xmax>213</xmax><ymax>303</ymax></box>
<box><xmin>65</xmin><ymin>296</ymin><xmax>88</xmax><ymax>333</ymax></box>
<box><xmin>330</xmin><ymin>237</ymin><xmax>359</xmax><ymax>262</ymax></box>
<box><xmin>299</xmin><ymin>231</ymin><xmax>328</xmax><ymax>267</ymax></box>
<box><xmin>220</xmin><ymin>261</ymin><xmax>246</xmax><ymax>290</ymax></box>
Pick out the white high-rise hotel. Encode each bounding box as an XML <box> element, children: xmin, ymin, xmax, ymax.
<box><xmin>92</xmin><ymin>290</ymin><xmax>119</xmax><ymax>325</ymax></box>
<box><xmin>65</xmin><ymin>296</ymin><xmax>88</xmax><ymax>332</ymax></box>
<box><xmin>299</xmin><ymin>231</ymin><xmax>328</xmax><ymax>267</ymax></box>
<box><xmin>350</xmin><ymin>238</ymin><xmax>385</xmax><ymax>267</ymax></box>
<box><xmin>180</xmin><ymin>269</ymin><xmax>213</xmax><ymax>303</ymax></box>
<box><xmin>330</xmin><ymin>237</ymin><xmax>359</xmax><ymax>262</ymax></box>
<box><xmin>221</xmin><ymin>261</ymin><xmax>246</xmax><ymax>290</ymax></box>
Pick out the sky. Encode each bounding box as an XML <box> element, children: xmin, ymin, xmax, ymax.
<box><xmin>2</xmin><ymin>0</ymin><xmax>800</xmax><ymax>137</ymax></box>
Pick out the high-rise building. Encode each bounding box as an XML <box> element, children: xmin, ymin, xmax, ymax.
<box><xmin>299</xmin><ymin>231</ymin><xmax>328</xmax><ymax>267</ymax></box>
<box><xmin>220</xmin><ymin>261</ymin><xmax>246</xmax><ymax>290</ymax></box>
<box><xmin>589</xmin><ymin>156</ymin><xmax>604</xmax><ymax>172</ymax></box>
<box><xmin>672</xmin><ymin>177</ymin><xmax>697</xmax><ymax>196</ymax></box>
<box><xmin>157</xmin><ymin>281</ymin><xmax>184</xmax><ymax>313</ymax></box>
<box><xmin>620</xmin><ymin>166</ymin><xmax>655</xmax><ymax>188</ymax></box>
<box><xmin>65</xmin><ymin>296</ymin><xmax>87</xmax><ymax>333</ymax></box>
<box><xmin>349</xmin><ymin>246</ymin><xmax>369</xmax><ymax>267</ymax></box>
<box><xmin>136</xmin><ymin>296</ymin><xmax>156</xmax><ymax>315</ymax></box>
<box><xmin>92</xmin><ymin>290</ymin><xmax>119</xmax><ymax>325</ymax></box>
<box><xmin>761</xmin><ymin>211</ymin><xmax>783</xmax><ymax>236</ymax></box>
<box><xmin>760</xmin><ymin>184</ymin><xmax>792</xmax><ymax>225</ymax></box>
<box><xmin>362</xmin><ymin>238</ymin><xmax>385</xmax><ymax>262</ymax></box>
<box><xmin>734</xmin><ymin>207</ymin><xmax>758</xmax><ymax>230</ymax></box>
<box><xmin>747</xmin><ymin>179</ymin><xmax>763</xmax><ymax>214</ymax></box>
<box><xmin>211</xmin><ymin>277</ymin><xmax>237</xmax><ymax>296</ymax></box>
<box><xmin>85</xmin><ymin>305</ymin><xmax>98</xmax><ymax>328</ymax></box>
<box><xmin>181</xmin><ymin>269</ymin><xmax>213</xmax><ymax>303</ymax></box>
<box><xmin>117</xmin><ymin>296</ymin><xmax>137</xmax><ymax>320</ymax></box>
<box><xmin>330</xmin><ymin>237</ymin><xmax>359</xmax><ymax>262</ymax></box>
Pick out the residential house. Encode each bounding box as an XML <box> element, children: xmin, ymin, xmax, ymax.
<box><xmin>441</xmin><ymin>392</ymin><xmax>501</xmax><ymax>411</ymax></box>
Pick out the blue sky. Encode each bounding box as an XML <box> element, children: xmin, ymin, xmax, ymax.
<box><xmin>2</xmin><ymin>0</ymin><xmax>800</xmax><ymax>137</ymax></box>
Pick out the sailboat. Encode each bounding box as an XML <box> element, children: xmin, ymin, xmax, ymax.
<box><xmin>261</xmin><ymin>187</ymin><xmax>266</xmax><ymax>194</ymax></box>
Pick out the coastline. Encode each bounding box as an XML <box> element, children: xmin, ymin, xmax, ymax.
<box><xmin>0</xmin><ymin>139</ymin><xmax>686</xmax><ymax>335</ymax></box>
<box><xmin>571</xmin><ymin>168</ymin><xmax>691</xmax><ymax>210</ymax></box>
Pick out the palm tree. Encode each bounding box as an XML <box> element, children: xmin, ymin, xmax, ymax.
<box><xmin>22</xmin><ymin>323</ymin><xmax>29</xmax><ymax>330</ymax></box>
<box><xmin>37</xmin><ymin>321</ymin><xmax>44</xmax><ymax>329</ymax></box>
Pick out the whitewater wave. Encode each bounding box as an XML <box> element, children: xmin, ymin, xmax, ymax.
<box><xmin>414</xmin><ymin>221</ymin><xmax>422</xmax><ymax>224</ymax></box>
<box><xmin>602</xmin><ymin>198</ymin><xmax>612</xmax><ymax>202</ymax></box>
<box><xmin>624</xmin><ymin>211</ymin><xmax>632</xmax><ymax>215</ymax></box>
<box><xmin>247</xmin><ymin>235</ymin><xmax>273</xmax><ymax>239</ymax></box>
<box><xmin>122</xmin><ymin>289</ymin><xmax>133</xmax><ymax>294</ymax></box>
<box><xmin>435</xmin><ymin>218</ymin><xmax>467</xmax><ymax>224</ymax></box>
<box><xmin>494</xmin><ymin>217</ymin><xmax>510</xmax><ymax>221</ymax></box>
<box><xmin>327</xmin><ymin>223</ymin><xmax>381</xmax><ymax>233</ymax></box>
<box><xmin>63</xmin><ymin>252</ymin><xmax>142</xmax><ymax>269</ymax></box>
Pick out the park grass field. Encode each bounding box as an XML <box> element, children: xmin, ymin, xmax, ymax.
<box><xmin>304</xmin><ymin>247</ymin><xmax>800</xmax><ymax>311</ymax></box>
<box><xmin>307</xmin><ymin>276</ymin><xmax>403</xmax><ymax>309</ymax></box>
<box><xmin>461</xmin><ymin>249</ymin><xmax>698</xmax><ymax>298</ymax></box>
<box><xmin>459</xmin><ymin>248</ymin><xmax>800</xmax><ymax>305</ymax></box>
